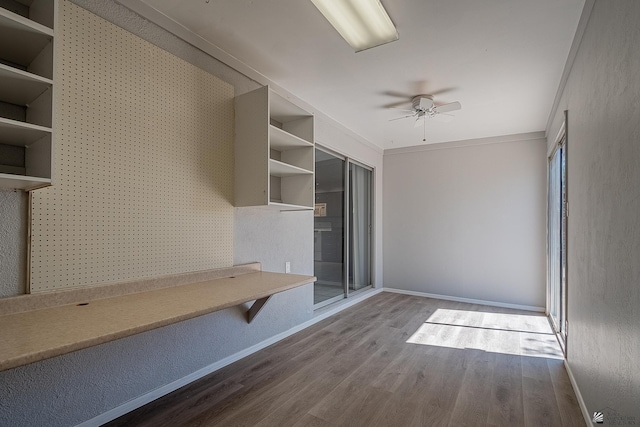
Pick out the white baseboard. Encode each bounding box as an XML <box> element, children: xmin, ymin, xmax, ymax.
<box><xmin>77</xmin><ymin>288</ymin><xmax>382</xmax><ymax>427</ymax></box>
<box><xmin>383</xmin><ymin>288</ymin><xmax>545</xmax><ymax>312</ymax></box>
<box><xmin>313</xmin><ymin>287</ymin><xmax>383</xmax><ymax>320</ymax></box>
<box><xmin>563</xmin><ymin>359</ymin><xmax>591</xmax><ymax>427</ymax></box>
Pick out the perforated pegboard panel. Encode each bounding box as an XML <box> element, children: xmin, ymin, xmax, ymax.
<box><xmin>29</xmin><ymin>0</ymin><xmax>234</xmax><ymax>292</ymax></box>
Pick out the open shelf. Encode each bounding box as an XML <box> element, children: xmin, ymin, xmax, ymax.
<box><xmin>0</xmin><ymin>0</ymin><xmax>54</xmax><ymax>28</ymax></box>
<box><xmin>0</xmin><ymin>8</ymin><xmax>53</xmax><ymax>69</ymax></box>
<box><xmin>0</xmin><ymin>116</ymin><xmax>51</xmax><ymax>146</ymax></box>
<box><xmin>270</xmin><ymin>91</ymin><xmax>312</xmax><ymax>123</ymax></box>
<box><xmin>269</xmin><ymin>201</ymin><xmax>314</xmax><ymax>211</ymax></box>
<box><xmin>269</xmin><ymin>159</ymin><xmax>313</xmax><ymax>177</ymax></box>
<box><xmin>235</xmin><ymin>86</ymin><xmax>314</xmax><ymax>210</ymax></box>
<box><xmin>0</xmin><ymin>63</ymin><xmax>52</xmax><ymax>105</ymax></box>
<box><xmin>0</xmin><ymin>172</ymin><xmax>50</xmax><ymax>189</ymax></box>
<box><xmin>269</xmin><ymin>125</ymin><xmax>313</xmax><ymax>151</ymax></box>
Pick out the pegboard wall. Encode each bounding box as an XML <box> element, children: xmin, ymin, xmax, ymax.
<box><xmin>29</xmin><ymin>0</ymin><xmax>235</xmax><ymax>292</ymax></box>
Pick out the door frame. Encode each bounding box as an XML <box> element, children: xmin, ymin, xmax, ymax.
<box><xmin>547</xmin><ymin>111</ymin><xmax>569</xmax><ymax>355</ymax></box>
<box><xmin>347</xmin><ymin>159</ymin><xmax>373</xmax><ymax>295</ymax></box>
<box><xmin>313</xmin><ymin>145</ymin><xmax>374</xmax><ymax>310</ymax></box>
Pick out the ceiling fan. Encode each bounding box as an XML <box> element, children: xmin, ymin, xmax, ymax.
<box><xmin>389</xmin><ymin>95</ymin><xmax>462</xmax><ymax>127</ymax></box>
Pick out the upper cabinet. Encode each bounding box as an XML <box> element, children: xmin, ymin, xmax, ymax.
<box><xmin>235</xmin><ymin>86</ymin><xmax>314</xmax><ymax>211</ymax></box>
<box><xmin>0</xmin><ymin>0</ymin><xmax>55</xmax><ymax>190</ymax></box>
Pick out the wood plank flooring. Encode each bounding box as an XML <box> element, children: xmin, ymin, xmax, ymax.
<box><xmin>105</xmin><ymin>293</ymin><xmax>584</xmax><ymax>427</ymax></box>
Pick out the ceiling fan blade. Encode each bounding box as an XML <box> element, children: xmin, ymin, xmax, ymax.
<box><xmin>383</xmin><ymin>100</ymin><xmax>413</xmax><ymax>109</ymax></box>
<box><xmin>389</xmin><ymin>114</ymin><xmax>415</xmax><ymax>122</ymax></box>
<box><xmin>429</xmin><ymin>87</ymin><xmax>457</xmax><ymax>96</ymax></box>
<box><xmin>434</xmin><ymin>101</ymin><xmax>461</xmax><ymax>114</ymax></box>
<box><xmin>432</xmin><ymin>113</ymin><xmax>454</xmax><ymax>123</ymax></box>
<box><xmin>381</xmin><ymin>90</ymin><xmax>413</xmax><ymax>99</ymax></box>
<box><xmin>389</xmin><ymin>106</ymin><xmax>415</xmax><ymax>113</ymax></box>
<box><xmin>411</xmin><ymin>81</ymin><xmax>458</xmax><ymax>97</ymax></box>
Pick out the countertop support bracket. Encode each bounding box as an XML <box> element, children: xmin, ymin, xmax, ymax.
<box><xmin>247</xmin><ymin>295</ymin><xmax>272</xmax><ymax>323</ymax></box>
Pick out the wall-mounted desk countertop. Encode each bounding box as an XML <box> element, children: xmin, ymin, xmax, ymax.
<box><xmin>0</xmin><ymin>265</ymin><xmax>315</xmax><ymax>372</ymax></box>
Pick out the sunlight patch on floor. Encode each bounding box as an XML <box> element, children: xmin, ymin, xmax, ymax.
<box><xmin>406</xmin><ymin>308</ymin><xmax>563</xmax><ymax>359</ymax></box>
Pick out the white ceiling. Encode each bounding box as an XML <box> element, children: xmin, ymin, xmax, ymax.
<box><xmin>132</xmin><ymin>0</ymin><xmax>585</xmax><ymax>150</ymax></box>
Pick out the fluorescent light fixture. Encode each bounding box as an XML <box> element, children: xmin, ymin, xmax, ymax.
<box><xmin>311</xmin><ymin>0</ymin><xmax>398</xmax><ymax>52</ymax></box>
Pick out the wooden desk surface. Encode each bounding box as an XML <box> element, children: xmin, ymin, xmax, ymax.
<box><xmin>0</xmin><ymin>271</ymin><xmax>315</xmax><ymax>372</ymax></box>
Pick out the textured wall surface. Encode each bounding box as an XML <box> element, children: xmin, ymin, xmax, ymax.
<box><xmin>547</xmin><ymin>0</ymin><xmax>640</xmax><ymax>421</ymax></box>
<box><xmin>0</xmin><ymin>190</ymin><xmax>27</xmax><ymax>297</ymax></box>
<box><xmin>235</xmin><ymin>207</ymin><xmax>314</xmax><ymax>276</ymax></box>
<box><xmin>30</xmin><ymin>1</ymin><xmax>234</xmax><ymax>292</ymax></box>
<box><xmin>0</xmin><ymin>287</ymin><xmax>311</xmax><ymax>427</ymax></box>
<box><xmin>383</xmin><ymin>136</ymin><xmax>547</xmax><ymax>308</ymax></box>
<box><xmin>73</xmin><ymin>0</ymin><xmax>258</xmax><ymax>97</ymax></box>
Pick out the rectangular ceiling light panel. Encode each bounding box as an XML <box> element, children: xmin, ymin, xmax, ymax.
<box><xmin>311</xmin><ymin>0</ymin><xmax>398</xmax><ymax>52</ymax></box>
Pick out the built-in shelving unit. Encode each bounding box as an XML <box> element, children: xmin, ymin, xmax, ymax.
<box><xmin>0</xmin><ymin>0</ymin><xmax>55</xmax><ymax>190</ymax></box>
<box><xmin>235</xmin><ymin>86</ymin><xmax>314</xmax><ymax>211</ymax></box>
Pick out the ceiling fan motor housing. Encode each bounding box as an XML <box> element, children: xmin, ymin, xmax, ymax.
<box><xmin>412</xmin><ymin>95</ymin><xmax>434</xmax><ymax>111</ymax></box>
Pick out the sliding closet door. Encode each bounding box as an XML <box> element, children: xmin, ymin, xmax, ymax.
<box><xmin>348</xmin><ymin>162</ymin><xmax>372</xmax><ymax>292</ymax></box>
<box><xmin>314</xmin><ymin>149</ymin><xmax>346</xmax><ymax>306</ymax></box>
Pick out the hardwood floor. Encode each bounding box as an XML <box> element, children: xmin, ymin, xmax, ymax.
<box><xmin>105</xmin><ymin>293</ymin><xmax>584</xmax><ymax>427</ymax></box>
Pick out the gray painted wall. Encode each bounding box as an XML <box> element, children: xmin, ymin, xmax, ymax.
<box><xmin>547</xmin><ymin>0</ymin><xmax>640</xmax><ymax>421</ymax></box>
<box><xmin>235</xmin><ymin>207</ymin><xmax>314</xmax><ymax>277</ymax></box>
<box><xmin>383</xmin><ymin>136</ymin><xmax>548</xmax><ymax>308</ymax></box>
<box><xmin>0</xmin><ymin>286</ymin><xmax>312</xmax><ymax>427</ymax></box>
<box><xmin>0</xmin><ymin>190</ymin><xmax>27</xmax><ymax>297</ymax></box>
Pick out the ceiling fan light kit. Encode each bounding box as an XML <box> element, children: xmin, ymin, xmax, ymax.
<box><xmin>390</xmin><ymin>95</ymin><xmax>462</xmax><ymax>122</ymax></box>
<box><xmin>388</xmin><ymin>94</ymin><xmax>462</xmax><ymax>141</ymax></box>
<box><xmin>311</xmin><ymin>0</ymin><xmax>399</xmax><ymax>52</ymax></box>
<box><xmin>413</xmin><ymin>95</ymin><xmax>434</xmax><ymax>112</ymax></box>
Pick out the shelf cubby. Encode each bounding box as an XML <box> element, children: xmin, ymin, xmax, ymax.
<box><xmin>269</xmin><ymin>159</ymin><xmax>313</xmax><ymax>177</ymax></box>
<box><xmin>0</xmin><ymin>116</ymin><xmax>51</xmax><ymax>145</ymax></box>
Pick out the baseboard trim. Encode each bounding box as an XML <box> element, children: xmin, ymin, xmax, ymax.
<box><xmin>563</xmin><ymin>359</ymin><xmax>591</xmax><ymax>427</ymax></box>
<box><xmin>313</xmin><ymin>287</ymin><xmax>383</xmax><ymax>320</ymax></box>
<box><xmin>76</xmin><ymin>288</ymin><xmax>382</xmax><ymax>427</ymax></box>
<box><xmin>383</xmin><ymin>288</ymin><xmax>545</xmax><ymax>312</ymax></box>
